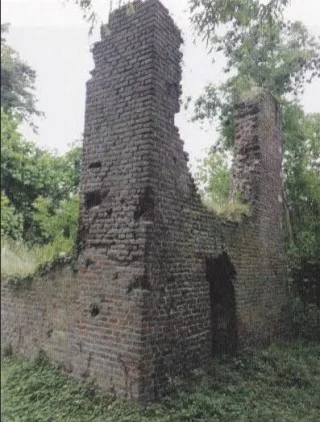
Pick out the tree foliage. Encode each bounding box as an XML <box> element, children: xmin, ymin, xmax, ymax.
<box><xmin>190</xmin><ymin>0</ymin><xmax>319</xmax><ymax>94</ymax></box>
<box><xmin>195</xmin><ymin>148</ymin><xmax>231</xmax><ymax>204</ymax></box>
<box><xmin>1</xmin><ymin>109</ymin><xmax>82</xmax><ymax>243</ymax></box>
<box><xmin>1</xmin><ymin>194</ymin><xmax>24</xmax><ymax>240</ymax></box>
<box><xmin>70</xmin><ymin>1</ymin><xmax>99</xmax><ymax>33</ymax></box>
<box><xmin>191</xmin><ymin>1</ymin><xmax>320</xmax><ymax>309</ymax></box>
<box><xmin>1</xmin><ymin>23</ymin><xmax>82</xmax><ymax>263</ymax></box>
<box><xmin>1</xmin><ymin>24</ymin><xmax>42</xmax><ymax>128</ymax></box>
<box><xmin>283</xmin><ymin>106</ymin><xmax>320</xmax><ymax>305</ymax></box>
<box><xmin>33</xmin><ymin>195</ymin><xmax>79</xmax><ymax>246</ymax></box>
<box><xmin>189</xmin><ymin>0</ymin><xmax>320</xmax><ymax>148</ymax></box>
<box><xmin>68</xmin><ymin>0</ymin><xmax>140</xmax><ymax>33</ymax></box>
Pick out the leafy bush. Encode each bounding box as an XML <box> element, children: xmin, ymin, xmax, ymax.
<box><xmin>1</xmin><ymin>108</ymin><xmax>82</xmax><ymax>243</ymax></box>
<box><xmin>32</xmin><ymin>193</ymin><xmax>79</xmax><ymax>256</ymax></box>
<box><xmin>34</xmin><ymin>236</ymin><xmax>75</xmax><ymax>265</ymax></box>
<box><xmin>1</xmin><ymin>194</ymin><xmax>23</xmax><ymax>240</ymax></box>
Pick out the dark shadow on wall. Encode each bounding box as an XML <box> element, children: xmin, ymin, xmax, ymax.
<box><xmin>206</xmin><ymin>252</ymin><xmax>238</xmax><ymax>356</ymax></box>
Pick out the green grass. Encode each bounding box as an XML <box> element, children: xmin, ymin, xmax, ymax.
<box><xmin>2</xmin><ymin>341</ymin><xmax>320</xmax><ymax>421</ymax></box>
<box><xmin>1</xmin><ymin>236</ymin><xmax>73</xmax><ymax>278</ymax></box>
<box><xmin>203</xmin><ymin>199</ymin><xmax>251</xmax><ymax>221</ymax></box>
<box><xmin>1</xmin><ymin>238</ymin><xmax>39</xmax><ymax>277</ymax></box>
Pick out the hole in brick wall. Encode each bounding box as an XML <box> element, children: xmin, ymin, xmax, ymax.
<box><xmin>206</xmin><ymin>252</ymin><xmax>237</xmax><ymax>356</ymax></box>
<box><xmin>85</xmin><ymin>258</ymin><xmax>95</xmax><ymax>268</ymax></box>
<box><xmin>89</xmin><ymin>161</ymin><xmax>101</xmax><ymax>169</ymax></box>
<box><xmin>90</xmin><ymin>303</ymin><xmax>100</xmax><ymax>317</ymax></box>
<box><xmin>134</xmin><ymin>186</ymin><xmax>154</xmax><ymax>220</ymax></box>
<box><xmin>85</xmin><ymin>191</ymin><xmax>101</xmax><ymax>209</ymax></box>
<box><xmin>107</xmin><ymin>208</ymin><xmax>113</xmax><ymax>218</ymax></box>
<box><xmin>173</xmin><ymin>156</ymin><xmax>177</xmax><ymax>164</ymax></box>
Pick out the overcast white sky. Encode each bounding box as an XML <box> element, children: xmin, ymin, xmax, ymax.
<box><xmin>2</xmin><ymin>0</ymin><xmax>320</xmax><ymax>170</ymax></box>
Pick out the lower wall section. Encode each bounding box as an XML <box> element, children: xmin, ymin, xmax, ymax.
<box><xmin>1</xmin><ymin>264</ymin><xmax>148</xmax><ymax>400</ymax></box>
<box><xmin>1</xmin><ymin>220</ymin><xmax>291</xmax><ymax>401</ymax></box>
<box><xmin>140</xmin><ymin>209</ymin><xmax>291</xmax><ymax>398</ymax></box>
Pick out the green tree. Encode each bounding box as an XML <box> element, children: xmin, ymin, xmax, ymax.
<box><xmin>1</xmin><ymin>24</ymin><xmax>42</xmax><ymax>128</ymax></box>
<box><xmin>1</xmin><ymin>193</ymin><xmax>24</xmax><ymax>240</ymax></box>
<box><xmin>1</xmin><ymin>109</ymin><xmax>82</xmax><ymax>241</ymax></box>
<box><xmin>32</xmin><ymin>194</ymin><xmax>80</xmax><ymax>257</ymax></box>
<box><xmin>283</xmin><ymin>107</ymin><xmax>320</xmax><ymax>305</ymax></box>
<box><xmin>195</xmin><ymin>148</ymin><xmax>231</xmax><ymax>205</ymax></box>
<box><xmin>190</xmin><ymin>2</ymin><xmax>320</xmax><ymax>309</ymax></box>
<box><xmin>189</xmin><ymin>0</ymin><xmax>320</xmax><ymax>148</ymax></box>
<box><xmin>1</xmin><ymin>23</ymin><xmax>82</xmax><ymax>248</ymax></box>
<box><xmin>1</xmin><ymin>21</ymin><xmax>82</xmax><ymax>261</ymax></box>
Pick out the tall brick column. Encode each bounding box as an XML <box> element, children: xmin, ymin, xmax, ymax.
<box><xmin>77</xmin><ymin>0</ymin><xmax>183</xmax><ymax>400</ymax></box>
<box><xmin>230</xmin><ymin>93</ymin><xmax>290</xmax><ymax>345</ymax></box>
<box><xmin>231</xmin><ymin>93</ymin><xmax>283</xmax><ymax>227</ymax></box>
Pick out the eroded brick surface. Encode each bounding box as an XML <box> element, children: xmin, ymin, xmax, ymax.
<box><xmin>1</xmin><ymin>0</ymin><xmax>290</xmax><ymax>401</ymax></box>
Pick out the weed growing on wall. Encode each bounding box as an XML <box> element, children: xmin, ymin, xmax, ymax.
<box><xmin>203</xmin><ymin>198</ymin><xmax>251</xmax><ymax>221</ymax></box>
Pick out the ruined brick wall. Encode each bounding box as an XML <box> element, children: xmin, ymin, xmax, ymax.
<box><xmin>135</xmin><ymin>23</ymin><xmax>290</xmax><ymax>393</ymax></box>
<box><xmin>1</xmin><ymin>0</ymin><xmax>290</xmax><ymax>402</ymax></box>
<box><xmin>1</xmin><ymin>267</ymin><xmax>81</xmax><ymax>374</ymax></box>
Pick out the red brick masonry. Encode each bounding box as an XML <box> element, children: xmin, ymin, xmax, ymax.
<box><xmin>1</xmin><ymin>0</ymin><xmax>291</xmax><ymax>401</ymax></box>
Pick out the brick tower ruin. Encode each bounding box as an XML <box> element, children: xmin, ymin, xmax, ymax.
<box><xmin>1</xmin><ymin>0</ymin><xmax>290</xmax><ymax>402</ymax></box>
